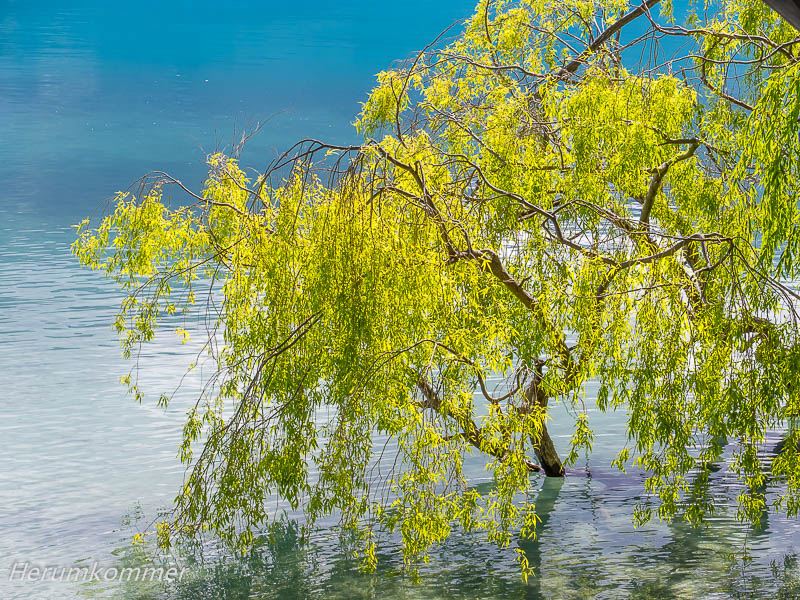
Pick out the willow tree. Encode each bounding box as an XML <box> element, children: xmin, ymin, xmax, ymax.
<box><xmin>74</xmin><ymin>0</ymin><xmax>800</xmax><ymax>573</ymax></box>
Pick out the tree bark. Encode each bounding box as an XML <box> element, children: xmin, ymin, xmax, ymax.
<box><xmin>524</xmin><ymin>381</ymin><xmax>565</xmax><ymax>477</ymax></box>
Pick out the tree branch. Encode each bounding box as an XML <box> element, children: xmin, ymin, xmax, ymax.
<box><xmin>555</xmin><ymin>0</ymin><xmax>662</xmax><ymax>80</ymax></box>
<box><xmin>416</xmin><ymin>375</ymin><xmax>543</xmax><ymax>472</ymax></box>
<box><xmin>639</xmin><ymin>140</ymin><xmax>700</xmax><ymax>229</ymax></box>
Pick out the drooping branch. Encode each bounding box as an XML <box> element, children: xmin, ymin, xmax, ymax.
<box><xmin>618</xmin><ymin>232</ymin><xmax>729</xmax><ymax>270</ymax></box>
<box><xmin>415</xmin><ymin>375</ymin><xmax>543</xmax><ymax>472</ymax></box>
<box><xmin>448</xmin><ymin>247</ymin><xmax>576</xmax><ymax>381</ymax></box>
<box><xmin>697</xmin><ymin>42</ymin><xmax>756</xmax><ymax>112</ymax></box>
<box><xmin>555</xmin><ymin>0</ymin><xmax>662</xmax><ymax>80</ymax></box>
<box><xmin>639</xmin><ymin>140</ymin><xmax>700</xmax><ymax>229</ymax></box>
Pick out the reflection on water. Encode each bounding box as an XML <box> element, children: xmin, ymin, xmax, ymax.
<box><xmin>1</xmin><ymin>1</ymin><xmax>800</xmax><ymax>599</ymax></box>
<box><xmin>104</xmin><ymin>473</ymin><xmax>800</xmax><ymax>600</ymax></box>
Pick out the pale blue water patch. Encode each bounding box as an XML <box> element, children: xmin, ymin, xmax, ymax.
<box><xmin>0</xmin><ymin>0</ymin><xmax>467</xmax><ymax>227</ymax></box>
<box><xmin>1</xmin><ymin>1</ymin><xmax>799</xmax><ymax>599</ymax></box>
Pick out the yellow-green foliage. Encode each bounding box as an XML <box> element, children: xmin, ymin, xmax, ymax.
<box><xmin>73</xmin><ymin>0</ymin><xmax>800</xmax><ymax>575</ymax></box>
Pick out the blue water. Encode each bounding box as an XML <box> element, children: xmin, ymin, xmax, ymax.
<box><xmin>1</xmin><ymin>2</ymin><xmax>799</xmax><ymax>599</ymax></box>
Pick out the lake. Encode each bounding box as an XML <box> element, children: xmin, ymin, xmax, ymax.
<box><xmin>1</xmin><ymin>1</ymin><xmax>799</xmax><ymax>598</ymax></box>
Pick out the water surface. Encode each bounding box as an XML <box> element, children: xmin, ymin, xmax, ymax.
<box><xmin>1</xmin><ymin>2</ymin><xmax>799</xmax><ymax>599</ymax></box>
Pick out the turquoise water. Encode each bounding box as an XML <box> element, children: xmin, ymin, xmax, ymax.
<box><xmin>1</xmin><ymin>2</ymin><xmax>799</xmax><ymax>599</ymax></box>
